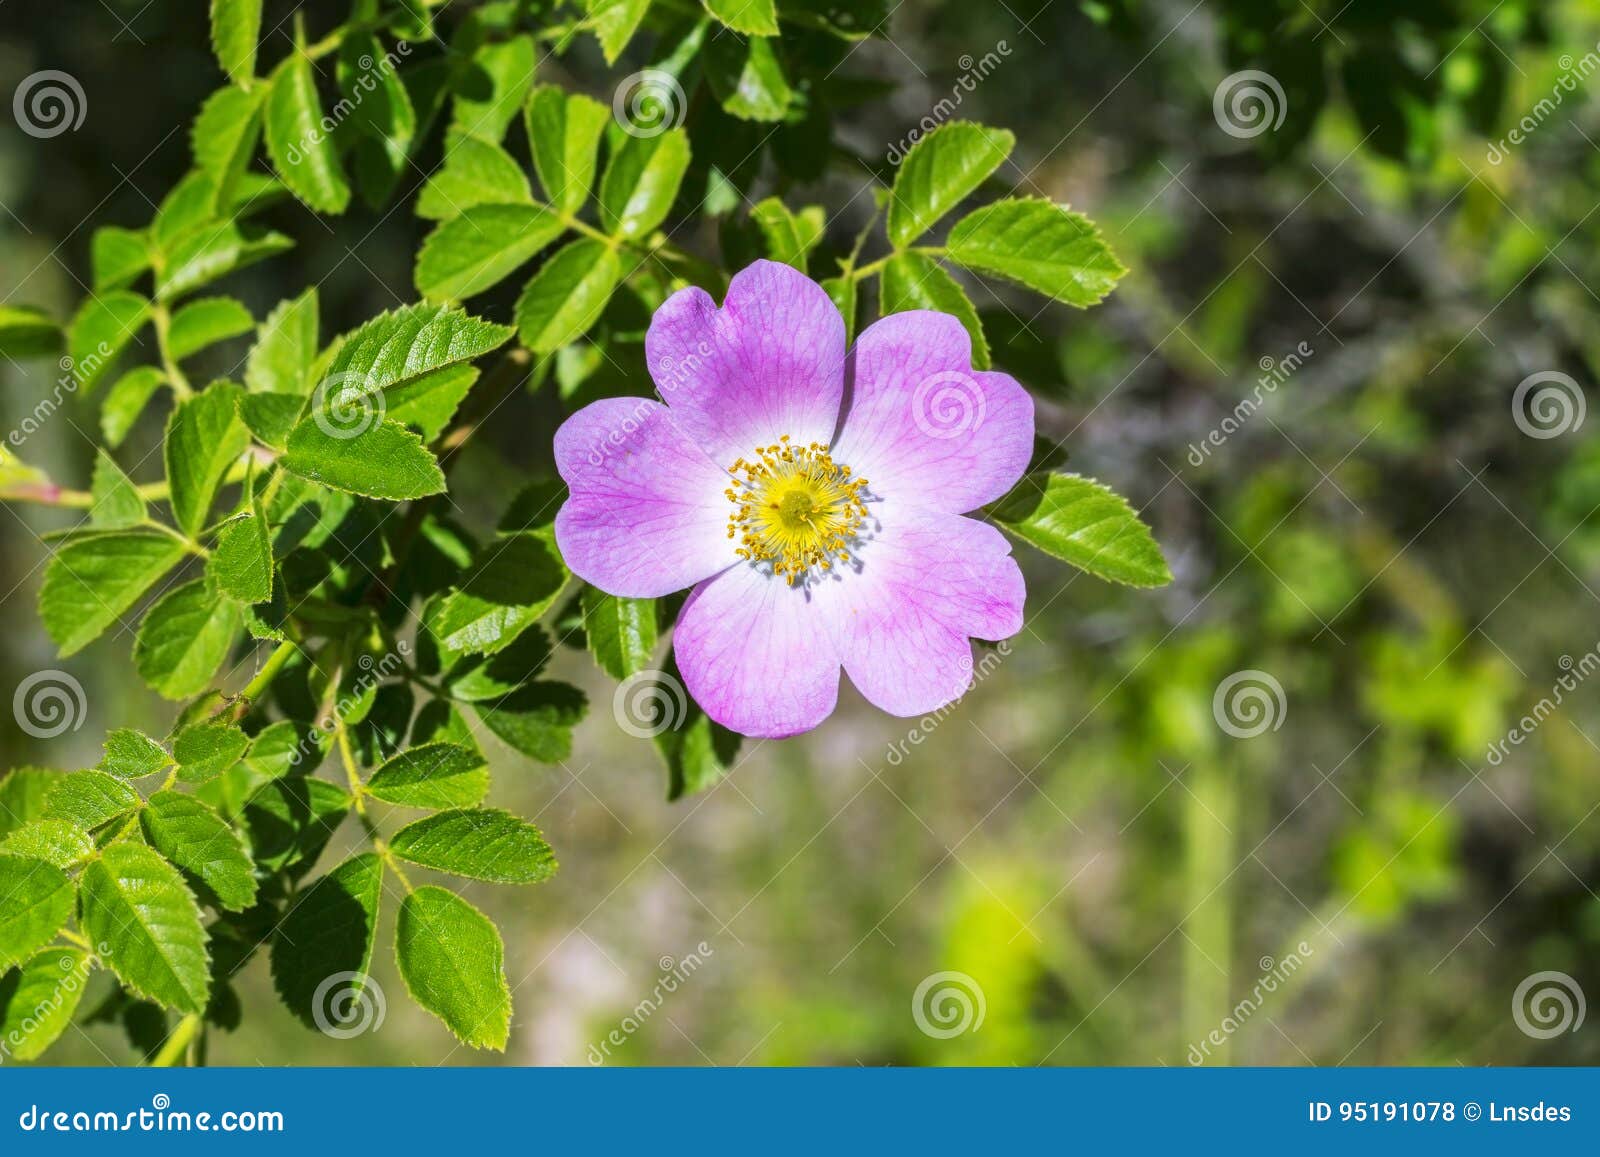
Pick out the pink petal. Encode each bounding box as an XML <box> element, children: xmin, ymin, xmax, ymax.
<box><xmin>674</xmin><ymin>564</ymin><xmax>842</xmax><ymax>738</ymax></box>
<box><xmin>825</xmin><ymin>504</ymin><xmax>1025</xmax><ymax>717</ymax></box>
<box><xmin>553</xmin><ymin>397</ymin><xmax>733</xmax><ymax>598</ymax></box>
<box><xmin>833</xmin><ymin>310</ymin><xmax>1033</xmax><ymax>514</ymax></box>
<box><xmin>645</xmin><ymin>260</ymin><xmax>847</xmax><ymax>469</ymax></box>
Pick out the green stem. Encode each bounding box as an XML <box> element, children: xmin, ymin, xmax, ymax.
<box><xmin>147</xmin><ymin>1014</ymin><xmax>202</xmax><ymax>1067</ymax></box>
<box><xmin>241</xmin><ymin>638</ymin><xmax>300</xmax><ymax>703</ymax></box>
<box><xmin>151</xmin><ymin>304</ymin><xmax>192</xmax><ymax>399</ymax></box>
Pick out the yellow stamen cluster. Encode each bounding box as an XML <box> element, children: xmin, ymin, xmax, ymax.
<box><xmin>725</xmin><ymin>435</ymin><xmax>869</xmax><ymax>584</ymax></box>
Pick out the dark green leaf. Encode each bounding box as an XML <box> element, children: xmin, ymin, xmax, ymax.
<box><xmin>366</xmin><ymin>743</ymin><xmax>489</xmax><ymax>808</ymax></box>
<box><xmin>887</xmin><ymin>122</ymin><xmax>1014</xmax><ymax>248</ymax></box>
<box><xmin>282</xmin><ymin>417</ymin><xmax>445</xmax><ymax>501</ymax></box>
<box><xmin>0</xmin><ymin>854</ymin><xmax>74</xmax><ymax>969</ymax></box>
<box><xmin>99</xmin><ymin>728</ymin><xmax>172</xmax><ymax>780</ymax></box>
<box><xmin>135</xmin><ymin>578</ymin><xmax>245</xmax><ymax>699</ymax></box>
<box><xmin>415</xmin><ymin>136</ymin><xmax>531</xmax><ymax>220</ymax></box>
<box><xmin>209</xmin><ymin>513</ymin><xmax>273</xmax><ymax>604</ymax></box>
<box><xmin>141</xmin><ymin>791</ymin><xmax>258</xmax><ymax>911</ymax></box>
<box><xmin>165</xmin><ymin>382</ymin><xmax>249</xmax><ymax>537</ymax></box>
<box><xmin>705</xmin><ymin>34</ymin><xmax>792</xmax><ymax>121</ymax></box>
<box><xmin>245</xmin><ymin>288</ymin><xmax>318</xmax><ymax>395</ymax></box>
<box><xmin>0</xmin><ymin>821</ymin><xmax>94</xmax><ymax>870</ymax></box>
<box><xmin>415</xmin><ymin>203</ymin><xmax>565</xmax><ymax>301</ymax></box>
<box><xmin>167</xmin><ymin>296</ymin><xmax>254</xmax><ymax>360</ymax></box>
<box><xmin>582</xmin><ymin>587</ymin><xmax>657</xmax><ymax>679</ymax></box>
<box><xmin>599</xmin><ymin>128</ymin><xmax>691</xmax><ymax>240</ymax></box>
<box><xmin>173</xmin><ymin>721</ymin><xmax>252</xmax><ymax>784</ymax></box>
<box><xmin>0</xmin><ymin>946</ymin><xmax>93</xmax><ymax>1060</ymax></box>
<box><xmin>88</xmin><ymin>449</ymin><xmax>146</xmax><ymax>529</ymax></box>
<box><xmin>265</xmin><ymin>50</ymin><xmax>350</xmax><ymax>213</ymax></box>
<box><xmin>476</xmin><ymin>682</ymin><xmax>587</xmax><ymax>764</ymax></box>
<box><xmin>191</xmin><ymin>84</ymin><xmax>264</xmax><ymax>208</ymax></box>
<box><xmin>704</xmin><ymin>0</ymin><xmax>778</xmax><ymax>35</ymax></box>
<box><xmin>880</xmin><ymin>251</ymin><xmax>990</xmax><ymax>369</ymax></box>
<box><xmin>525</xmin><ymin>85</ymin><xmax>609</xmax><ymax>213</ymax></box>
<box><xmin>514</xmin><ymin>238</ymin><xmax>624</xmax><ymax>353</ymax></box>
<box><xmin>944</xmin><ymin>198</ymin><xmax>1126</xmax><ymax>307</ymax></box>
<box><xmin>42</xmin><ymin>770</ymin><xmax>140</xmax><ymax>830</ymax></box>
<box><xmin>270</xmin><ymin>852</ymin><xmax>383</xmax><ymax>1028</ymax></box>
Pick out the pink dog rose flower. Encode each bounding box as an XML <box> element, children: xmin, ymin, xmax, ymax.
<box><xmin>554</xmin><ymin>260</ymin><xmax>1032</xmax><ymax>737</ymax></box>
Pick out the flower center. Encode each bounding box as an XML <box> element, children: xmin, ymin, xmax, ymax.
<box><xmin>725</xmin><ymin>436</ymin><xmax>869</xmax><ymax>583</ymax></box>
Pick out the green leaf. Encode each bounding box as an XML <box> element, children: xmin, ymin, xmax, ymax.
<box><xmin>135</xmin><ymin>579</ymin><xmax>246</xmax><ymax>699</ymax></box>
<box><xmin>100</xmin><ymin>367</ymin><xmax>168</xmax><ymax>448</ymax></box>
<box><xmin>396</xmin><ymin>885</ymin><xmax>511</xmax><ymax>1049</ymax></box>
<box><xmin>585</xmin><ymin>0</ymin><xmax>653</xmax><ymax>64</ymax></box>
<box><xmin>990</xmin><ymin>472</ymin><xmax>1171</xmax><ymax>587</ymax></box>
<box><xmin>88</xmin><ymin>449</ymin><xmax>147</xmax><ymax>529</ymax></box>
<box><xmin>0</xmin><ymin>821</ymin><xmax>94</xmax><ymax>869</ymax></box>
<box><xmin>880</xmin><ymin>251</ymin><xmax>990</xmax><ymax>369</ymax></box>
<box><xmin>241</xmin><ymin>778</ymin><xmax>350</xmax><ymax>878</ymax></box>
<box><xmin>339</xmin><ymin>32</ymin><xmax>417</xmax><ymax>209</ymax></box>
<box><xmin>366</xmin><ymin>744</ymin><xmax>489</xmax><ymax>809</ymax></box>
<box><xmin>80</xmin><ymin>844</ymin><xmax>210</xmax><ymax>1014</ymax></box>
<box><xmin>141</xmin><ymin>791</ymin><xmax>258</xmax><ymax>911</ymax></box>
<box><xmin>322</xmin><ymin>303</ymin><xmax>513</xmax><ymax>397</ymax></box>
<box><xmin>91</xmin><ymin>227</ymin><xmax>151</xmax><ymax>292</ymax></box>
<box><xmin>751</xmin><ymin>197</ymin><xmax>825</xmax><ymax>269</ymax></box>
<box><xmin>0</xmin><ymin>854</ymin><xmax>74</xmax><ymax>969</ymax></box>
<box><xmin>151</xmin><ymin>170</ymin><xmax>219</xmax><ymax>251</ymax></box>
<box><xmin>415</xmin><ymin>136</ymin><xmax>531</xmax><ymax>221</ymax></box>
<box><xmin>209</xmin><ymin>512</ymin><xmax>273</xmax><ymax>603</ymax></box>
<box><xmin>39</xmin><ymin>532</ymin><xmax>186</xmax><ymax>657</ymax></box>
<box><xmin>386</xmin><ymin>364</ymin><xmax>478</xmax><ymax>441</ymax></box>
<box><xmin>192</xmin><ymin>84</ymin><xmax>264</xmax><ymax>208</ymax></box>
<box><xmin>944</xmin><ymin>198</ymin><xmax>1127</xmax><ymax>307</ymax></box>
<box><xmin>282</xmin><ymin>417</ymin><xmax>445</xmax><ymax>501</ymax></box>
<box><xmin>822</xmin><ymin>275</ymin><xmax>857</xmax><ymax>345</ymax></box>
<box><xmin>240</xmin><ymin>392</ymin><xmax>304</xmax><ymax>449</ymax></box>
<box><xmin>599</xmin><ymin>128</ymin><xmax>691</xmax><ymax>240</ymax></box>
<box><xmin>0</xmin><ymin>769</ymin><xmax>55</xmax><ymax>839</ymax></box>
<box><xmin>245</xmin><ymin>288</ymin><xmax>319</xmax><ymax>395</ymax></box>
<box><xmin>390</xmin><ymin>808</ymin><xmax>556</xmax><ymax>884</ymax></box>
<box><xmin>525</xmin><ymin>86</ymin><xmax>609</xmax><ymax>213</ymax></box>
<box><xmin>450</xmin><ymin>36</ymin><xmax>537</xmax><ymax>143</ymax></box>
<box><xmin>155</xmin><ymin>221</ymin><xmax>293</xmax><ymax>301</ymax></box>
<box><xmin>427</xmin><ymin>533</ymin><xmax>568</xmax><ymax>658</ymax></box>
<box><xmin>887</xmin><ymin>122</ymin><xmax>1014</xmax><ymax>248</ymax></box>
<box><xmin>0</xmin><ymin>947</ymin><xmax>93</xmax><ymax>1060</ymax></box>
<box><xmin>705</xmin><ymin>34</ymin><xmax>792</xmax><ymax>121</ymax></box>
<box><xmin>270</xmin><ymin>853</ymin><xmax>383</xmax><ymax>1028</ymax></box>
<box><xmin>99</xmin><ymin>728</ymin><xmax>173</xmax><ymax>779</ymax></box>
<box><xmin>415</xmin><ymin>203</ymin><xmax>565</xmax><ymax>301</ymax></box>
<box><xmin>444</xmin><ymin>626</ymin><xmax>552</xmax><ymax>702</ymax></box>
<box><xmin>265</xmin><ymin>50</ymin><xmax>351</xmax><ymax>213</ymax></box>
<box><xmin>242</xmin><ymin>720</ymin><xmax>313</xmax><ymax>780</ymax></box>
<box><xmin>42</xmin><ymin>770</ymin><xmax>140</xmax><ymax>830</ymax></box>
<box><xmin>582</xmin><ymin>588</ymin><xmax>658</xmax><ymax>679</ymax></box>
<box><xmin>514</xmin><ymin>239</ymin><xmax>624</xmax><ymax>353</ymax></box>
<box><xmin>173</xmin><ymin>721</ymin><xmax>251</xmax><ymax>784</ymax></box>
<box><xmin>475</xmin><ymin>682</ymin><xmax>587</xmax><ymax>764</ymax></box>
<box><xmin>68</xmin><ymin>291</ymin><xmax>149</xmax><ymax>392</ymax></box>
<box><xmin>168</xmin><ymin>296</ymin><xmax>254</xmax><ymax>360</ymax></box>
<box><xmin>209</xmin><ymin>0</ymin><xmax>261</xmax><ymax>82</ymax></box>
<box><xmin>165</xmin><ymin>382</ymin><xmax>249</xmax><ymax>538</ymax></box>
<box><xmin>654</xmin><ymin>660</ymin><xmax>743</xmax><ymax>799</ymax></box>
<box><xmin>0</xmin><ymin>305</ymin><xmax>63</xmax><ymax>359</ymax></box>
<box><xmin>704</xmin><ymin>0</ymin><xmax>778</xmax><ymax>35</ymax></box>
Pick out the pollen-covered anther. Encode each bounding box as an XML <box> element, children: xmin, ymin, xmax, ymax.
<box><xmin>725</xmin><ymin>435</ymin><xmax>869</xmax><ymax>584</ymax></box>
